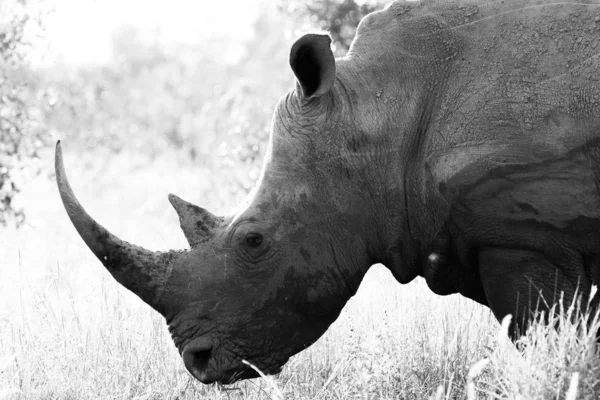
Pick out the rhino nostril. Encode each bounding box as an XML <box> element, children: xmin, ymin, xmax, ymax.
<box><xmin>191</xmin><ymin>348</ymin><xmax>211</xmax><ymax>370</ymax></box>
<box><xmin>183</xmin><ymin>338</ymin><xmax>214</xmax><ymax>383</ymax></box>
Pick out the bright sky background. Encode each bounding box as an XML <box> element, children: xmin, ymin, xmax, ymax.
<box><xmin>43</xmin><ymin>0</ymin><xmax>262</xmax><ymax>65</ymax></box>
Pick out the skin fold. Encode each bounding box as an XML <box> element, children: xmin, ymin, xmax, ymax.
<box><xmin>56</xmin><ymin>0</ymin><xmax>600</xmax><ymax>384</ymax></box>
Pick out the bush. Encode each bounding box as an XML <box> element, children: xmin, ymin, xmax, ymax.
<box><xmin>281</xmin><ymin>0</ymin><xmax>385</xmax><ymax>55</ymax></box>
<box><xmin>0</xmin><ymin>0</ymin><xmax>48</xmax><ymax>227</ymax></box>
<box><xmin>42</xmin><ymin>7</ymin><xmax>293</xmax><ymax>198</ymax></box>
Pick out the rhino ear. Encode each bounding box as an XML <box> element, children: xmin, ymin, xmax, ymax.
<box><xmin>290</xmin><ymin>33</ymin><xmax>336</xmax><ymax>99</ymax></box>
<box><xmin>168</xmin><ymin>194</ymin><xmax>219</xmax><ymax>248</ymax></box>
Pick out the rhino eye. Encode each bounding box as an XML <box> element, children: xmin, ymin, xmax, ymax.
<box><xmin>244</xmin><ymin>233</ymin><xmax>263</xmax><ymax>248</ymax></box>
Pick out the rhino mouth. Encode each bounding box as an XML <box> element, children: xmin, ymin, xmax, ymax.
<box><xmin>189</xmin><ymin>361</ymin><xmax>282</xmax><ymax>385</ymax></box>
<box><xmin>218</xmin><ymin>368</ymin><xmax>261</xmax><ymax>384</ymax></box>
<box><xmin>182</xmin><ymin>338</ymin><xmax>284</xmax><ymax>384</ymax></box>
<box><xmin>219</xmin><ymin>362</ymin><xmax>284</xmax><ymax>384</ymax></box>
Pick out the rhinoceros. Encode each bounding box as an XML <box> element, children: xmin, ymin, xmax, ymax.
<box><xmin>56</xmin><ymin>0</ymin><xmax>600</xmax><ymax>385</ymax></box>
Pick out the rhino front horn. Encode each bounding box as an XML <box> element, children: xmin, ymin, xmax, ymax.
<box><xmin>55</xmin><ymin>141</ymin><xmax>180</xmax><ymax>316</ymax></box>
<box><xmin>168</xmin><ymin>193</ymin><xmax>220</xmax><ymax>248</ymax></box>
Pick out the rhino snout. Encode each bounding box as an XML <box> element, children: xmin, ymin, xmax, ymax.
<box><xmin>182</xmin><ymin>337</ymin><xmax>264</xmax><ymax>384</ymax></box>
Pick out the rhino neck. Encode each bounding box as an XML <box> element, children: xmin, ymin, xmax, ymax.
<box><xmin>269</xmin><ymin>50</ymin><xmax>447</xmax><ymax>288</ymax></box>
<box><xmin>337</xmin><ymin>25</ymin><xmax>453</xmax><ymax>284</ymax></box>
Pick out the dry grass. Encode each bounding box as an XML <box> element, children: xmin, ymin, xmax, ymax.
<box><xmin>0</xmin><ymin>149</ymin><xmax>599</xmax><ymax>399</ymax></box>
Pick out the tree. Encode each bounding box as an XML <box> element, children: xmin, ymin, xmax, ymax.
<box><xmin>281</xmin><ymin>0</ymin><xmax>384</xmax><ymax>55</ymax></box>
<box><xmin>0</xmin><ymin>0</ymin><xmax>47</xmax><ymax>226</ymax></box>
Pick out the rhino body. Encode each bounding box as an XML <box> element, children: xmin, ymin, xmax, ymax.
<box><xmin>56</xmin><ymin>0</ymin><xmax>600</xmax><ymax>384</ymax></box>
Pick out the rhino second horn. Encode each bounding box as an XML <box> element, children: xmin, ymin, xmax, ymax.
<box><xmin>55</xmin><ymin>141</ymin><xmax>180</xmax><ymax>316</ymax></box>
<box><xmin>168</xmin><ymin>193</ymin><xmax>219</xmax><ymax>247</ymax></box>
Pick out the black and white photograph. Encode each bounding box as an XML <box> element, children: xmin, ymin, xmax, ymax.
<box><xmin>1</xmin><ymin>0</ymin><xmax>600</xmax><ymax>398</ymax></box>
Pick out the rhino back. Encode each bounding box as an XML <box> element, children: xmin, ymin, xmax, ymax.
<box><xmin>349</xmin><ymin>0</ymin><xmax>600</xmax><ymax>198</ymax></box>
<box><xmin>415</xmin><ymin>0</ymin><xmax>600</xmax><ymax>185</ymax></box>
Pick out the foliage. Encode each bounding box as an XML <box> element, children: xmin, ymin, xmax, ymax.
<box><xmin>0</xmin><ymin>0</ymin><xmax>48</xmax><ymax>227</ymax></box>
<box><xmin>281</xmin><ymin>0</ymin><xmax>385</xmax><ymax>55</ymax></box>
<box><xmin>3</xmin><ymin>0</ymin><xmax>385</xmax><ymax>225</ymax></box>
<box><xmin>41</xmin><ymin>11</ymin><xmax>294</xmax><ymax>202</ymax></box>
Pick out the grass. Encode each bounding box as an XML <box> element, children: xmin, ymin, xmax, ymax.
<box><xmin>0</xmin><ymin>148</ymin><xmax>599</xmax><ymax>399</ymax></box>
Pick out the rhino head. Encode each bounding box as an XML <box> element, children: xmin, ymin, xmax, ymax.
<box><xmin>57</xmin><ymin>32</ymin><xmax>416</xmax><ymax>384</ymax></box>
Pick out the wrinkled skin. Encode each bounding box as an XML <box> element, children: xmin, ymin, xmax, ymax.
<box><xmin>57</xmin><ymin>0</ymin><xmax>600</xmax><ymax>385</ymax></box>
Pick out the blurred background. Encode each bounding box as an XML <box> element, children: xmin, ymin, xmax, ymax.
<box><xmin>0</xmin><ymin>0</ymin><xmax>384</xmax><ymax>226</ymax></box>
